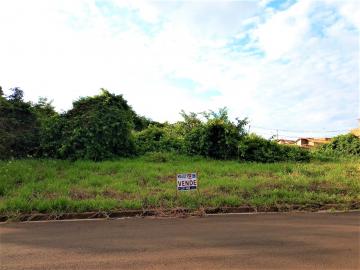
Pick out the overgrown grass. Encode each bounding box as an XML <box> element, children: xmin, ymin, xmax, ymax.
<box><xmin>0</xmin><ymin>153</ymin><xmax>359</xmax><ymax>215</ymax></box>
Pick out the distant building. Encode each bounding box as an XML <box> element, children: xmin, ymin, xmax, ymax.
<box><xmin>276</xmin><ymin>139</ymin><xmax>295</xmax><ymax>145</ymax></box>
<box><xmin>295</xmin><ymin>138</ymin><xmax>331</xmax><ymax>148</ymax></box>
<box><xmin>351</xmin><ymin>128</ymin><xmax>360</xmax><ymax>137</ymax></box>
<box><xmin>350</xmin><ymin>119</ymin><xmax>360</xmax><ymax>138</ymax></box>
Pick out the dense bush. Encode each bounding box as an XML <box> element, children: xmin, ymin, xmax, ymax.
<box><xmin>32</xmin><ymin>97</ymin><xmax>60</xmax><ymax>158</ymax></box>
<box><xmin>57</xmin><ymin>89</ymin><xmax>135</xmax><ymax>160</ymax></box>
<box><xmin>38</xmin><ymin>114</ymin><xmax>64</xmax><ymax>158</ymax></box>
<box><xmin>0</xmin><ymin>88</ymin><xmax>40</xmax><ymax>159</ymax></box>
<box><xmin>2</xmin><ymin>86</ymin><xmax>356</xmax><ymax>162</ymax></box>
<box><xmin>284</xmin><ymin>144</ymin><xmax>311</xmax><ymax>161</ymax></box>
<box><xmin>238</xmin><ymin>134</ymin><xmax>310</xmax><ymax>162</ymax></box>
<box><xmin>0</xmin><ymin>88</ymin><xmax>153</xmax><ymax>160</ymax></box>
<box><xmin>316</xmin><ymin>134</ymin><xmax>360</xmax><ymax>157</ymax></box>
<box><xmin>183</xmin><ymin>119</ymin><xmax>245</xmax><ymax>159</ymax></box>
<box><xmin>134</xmin><ymin>124</ymin><xmax>184</xmax><ymax>154</ymax></box>
<box><xmin>134</xmin><ymin>108</ymin><xmax>248</xmax><ymax>159</ymax></box>
<box><xmin>181</xmin><ymin>108</ymin><xmax>248</xmax><ymax>159</ymax></box>
<box><xmin>132</xmin><ymin>115</ymin><xmax>160</xmax><ymax>131</ymax></box>
<box><xmin>205</xmin><ymin>118</ymin><xmax>246</xmax><ymax>159</ymax></box>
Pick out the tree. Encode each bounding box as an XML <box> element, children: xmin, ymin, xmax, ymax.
<box><xmin>182</xmin><ymin>108</ymin><xmax>248</xmax><ymax>159</ymax></box>
<box><xmin>32</xmin><ymin>97</ymin><xmax>60</xmax><ymax>157</ymax></box>
<box><xmin>0</xmin><ymin>87</ymin><xmax>40</xmax><ymax>159</ymax></box>
<box><xmin>8</xmin><ymin>87</ymin><xmax>24</xmax><ymax>101</ymax></box>
<box><xmin>132</xmin><ymin>115</ymin><xmax>160</xmax><ymax>131</ymax></box>
<box><xmin>32</xmin><ymin>97</ymin><xmax>57</xmax><ymax>123</ymax></box>
<box><xmin>57</xmin><ymin>89</ymin><xmax>135</xmax><ymax>160</ymax></box>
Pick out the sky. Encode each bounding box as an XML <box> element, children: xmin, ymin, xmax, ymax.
<box><xmin>0</xmin><ymin>0</ymin><xmax>359</xmax><ymax>139</ymax></box>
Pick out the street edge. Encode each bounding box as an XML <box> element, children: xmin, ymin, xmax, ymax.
<box><xmin>1</xmin><ymin>202</ymin><xmax>359</xmax><ymax>223</ymax></box>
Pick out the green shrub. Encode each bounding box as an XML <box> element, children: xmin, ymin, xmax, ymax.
<box><xmin>316</xmin><ymin>134</ymin><xmax>360</xmax><ymax>157</ymax></box>
<box><xmin>0</xmin><ymin>88</ymin><xmax>40</xmax><ymax>159</ymax></box>
<box><xmin>182</xmin><ymin>108</ymin><xmax>248</xmax><ymax>159</ymax></box>
<box><xmin>38</xmin><ymin>114</ymin><xmax>65</xmax><ymax>158</ymax></box>
<box><xmin>134</xmin><ymin>124</ymin><xmax>184</xmax><ymax>154</ymax></box>
<box><xmin>184</xmin><ymin>125</ymin><xmax>207</xmax><ymax>156</ymax></box>
<box><xmin>204</xmin><ymin>119</ymin><xmax>242</xmax><ymax>159</ymax></box>
<box><xmin>238</xmin><ymin>134</ymin><xmax>310</xmax><ymax>162</ymax></box>
<box><xmin>57</xmin><ymin>89</ymin><xmax>135</xmax><ymax>160</ymax></box>
<box><xmin>0</xmin><ymin>86</ymin><xmax>319</xmax><ymax>163</ymax></box>
<box><xmin>283</xmin><ymin>144</ymin><xmax>311</xmax><ymax>162</ymax></box>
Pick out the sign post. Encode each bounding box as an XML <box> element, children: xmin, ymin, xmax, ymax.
<box><xmin>177</xmin><ymin>173</ymin><xmax>198</xmax><ymax>191</ymax></box>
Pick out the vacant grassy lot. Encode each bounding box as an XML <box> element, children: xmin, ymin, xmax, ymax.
<box><xmin>0</xmin><ymin>153</ymin><xmax>359</xmax><ymax>216</ymax></box>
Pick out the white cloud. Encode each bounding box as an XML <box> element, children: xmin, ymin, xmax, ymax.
<box><xmin>0</xmin><ymin>0</ymin><xmax>358</xmax><ymax>137</ymax></box>
<box><xmin>251</xmin><ymin>1</ymin><xmax>312</xmax><ymax>60</ymax></box>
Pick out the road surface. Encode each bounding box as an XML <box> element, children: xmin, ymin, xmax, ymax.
<box><xmin>1</xmin><ymin>212</ymin><xmax>359</xmax><ymax>270</ymax></box>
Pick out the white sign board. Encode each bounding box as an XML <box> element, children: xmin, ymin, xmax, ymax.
<box><xmin>177</xmin><ymin>173</ymin><xmax>197</xmax><ymax>191</ymax></box>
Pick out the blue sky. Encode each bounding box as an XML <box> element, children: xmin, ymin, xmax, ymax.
<box><xmin>0</xmin><ymin>0</ymin><xmax>359</xmax><ymax>139</ymax></box>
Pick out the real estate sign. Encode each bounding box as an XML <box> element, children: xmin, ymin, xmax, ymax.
<box><xmin>177</xmin><ymin>173</ymin><xmax>197</xmax><ymax>191</ymax></box>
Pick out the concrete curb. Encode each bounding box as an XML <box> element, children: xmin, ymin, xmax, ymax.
<box><xmin>1</xmin><ymin>202</ymin><xmax>359</xmax><ymax>223</ymax></box>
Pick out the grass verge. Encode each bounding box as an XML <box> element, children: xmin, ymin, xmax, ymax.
<box><xmin>0</xmin><ymin>153</ymin><xmax>359</xmax><ymax>217</ymax></box>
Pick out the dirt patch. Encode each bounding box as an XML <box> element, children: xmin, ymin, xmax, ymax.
<box><xmin>256</xmin><ymin>182</ymin><xmax>283</xmax><ymax>190</ymax></box>
<box><xmin>23</xmin><ymin>191</ymin><xmax>61</xmax><ymax>201</ymax></box>
<box><xmin>69</xmin><ymin>188</ymin><xmax>95</xmax><ymax>200</ymax></box>
<box><xmin>159</xmin><ymin>175</ymin><xmax>174</xmax><ymax>183</ymax></box>
<box><xmin>224</xmin><ymin>172</ymin><xmax>242</xmax><ymax>178</ymax></box>
<box><xmin>245</xmin><ymin>172</ymin><xmax>278</xmax><ymax>179</ymax></box>
<box><xmin>43</xmin><ymin>192</ymin><xmax>59</xmax><ymax>199</ymax></box>
<box><xmin>298</xmin><ymin>169</ymin><xmax>326</xmax><ymax>178</ymax></box>
<box><xmin>345</xmin><ymin>168</ymin><xmax>360</xmax><ymax>177</ymax></box>
<box><xmin>96</xmin><ymin>169</ymin><xmax>117</xmax><ymax>176</ymax></box>
<box><xmin>308</xmin><ymin>181</ymin><xmax>350</xmax><ymax>194</ymax></box>
<box><xmin>147</xmin><ymin>208</ymin><xmax>191</xmax><ymax>218</ymax></box>
<box><xmin>217</xmin><ymin>186</ymin><xmax>234</xmax><ymax>193</ymax></box>
<box><xmin>252</xmin><ymin>180</ymin><xmax>351</xmax><ymax>195</ymax></box>
<box><xmin>101</xmin><ymin>189</ymin><xmax>119</xmax><ymax>198</ymax></box>
<box><xmin>101</xmin><ymin>189</ymin><xmax>134</xmax><ymax>200</ymax></box>
<box><xmin>237</xmin><ymin>189</ymin><xmax>254</xmax><ymax>199</ymax></box>
<box><xmin>137</xmin><ymin>176</ymin><xmax>148</xmax><ymax>186</ymax></box>
<box><xmin>199</xmin><ymin>189</ymin><xmax>216</xmax><ymax>199</ymax></box>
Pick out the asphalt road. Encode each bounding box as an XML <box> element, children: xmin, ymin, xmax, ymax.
<box><xmin>0</xmin><ymin>212</ymin><xmax>359</xmax><ymax>270</ymax></box>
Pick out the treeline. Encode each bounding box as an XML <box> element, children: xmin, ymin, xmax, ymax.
<box><xmin>0</xmin><ymin>87</ymin><xmax>358</xmax><ymax>161</ymax></box>
<box><xmin>0</xmin><ymin>87</ymin><xmax>150</xmax><ymax>160</ymax></box>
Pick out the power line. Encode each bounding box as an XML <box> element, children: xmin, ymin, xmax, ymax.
<box><xmin>253</xmin><ymin>132</ymin><xmax>300</xmax><ymax>139</ymax></box>
<box><xmin>251</xmin><ymin>126</ymin><xmax>350</xmax><ymax>133</ymax></box>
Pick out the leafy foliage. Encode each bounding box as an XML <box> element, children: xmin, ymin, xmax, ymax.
<box><xmin>134</xmin><ymin>108</ymin><xmax>249</xmax><ymax>159</ymax></box>
<box><xmin>1</xmin><ymin>87</ymin><xmax>356</xmax><ymax>162</ymax></box>
<box><xmin>57</xmin><ymin>89</ymin><xmax>135</xmax><ymax>160</ymax></box>
<box><xmin>8</xmin><ymin>87</ymin><xmax>24</xmax><ymax>101</ymax></box>
<box><xmin>0</xmin><ymin>88</ymin><xmax>40</xmax><ymax>159</ymax></box>
<box><xmin>181</xmin><ymin>108</ymin><xmax>248</xmax><ymax>159</ymax></box>
<box><xmin>134</xmin><ymin>124</ymin><xmax>184</xmax><ymax>154</ymax></box>
<box><xmin>37</xmin><ymin>114</ymin><xmax>64</xmax><ymax>158</ymax></box>
<box><xmin>132</xmin><ymin>115</ymin><xmax>160</xmax><ymax>131</ymax></box>
<box><xmin>316</xmin><ymin>134</ymin><xmax>360</xmax><ymax>157</ymax></box>
<box><xmin>238</xmin><ymin>134</ymin><xmax>310</xmax><ymax>162</ymax></box>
